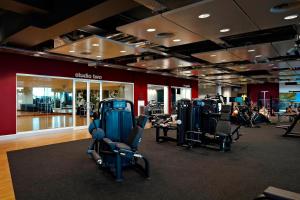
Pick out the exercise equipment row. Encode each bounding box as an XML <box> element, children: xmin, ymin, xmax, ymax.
<box><xmin>155</xmin><ymin>98</ymin><xmax>241</xmax><ymax>152</ymax></box>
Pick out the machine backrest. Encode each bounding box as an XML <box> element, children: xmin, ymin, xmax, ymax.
<box><xmin>137</xmin><ymin>115</ymin><xmax>148</xmax><ymax>128</ymax></box>
<box><xmin>127</xmin><ymin>126</ymin><xmax>144</xmax><ymax>150</ymax></box>
<box><xmin>215</xmin><ymin>105</ymin><xmax>232</xmax><ymax>135</ymax></box>
<box><xmin>215</xmin><ymin>120</ymin><xmax>231</xmax><ymax>135</ymax></box>
<box><xmin>98</xmin><ymin>99</ymin><xmax>135</xmax><ymax>142</ymax></box>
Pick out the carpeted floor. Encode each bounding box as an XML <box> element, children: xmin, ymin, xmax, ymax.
<box><xmin>8</xmin><ymin>125</ymin><xmax>300</xmax><ymax>200</ymax></box>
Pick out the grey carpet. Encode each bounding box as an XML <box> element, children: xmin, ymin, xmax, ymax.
<box><xmin>7</xmin><ymin>125</ymin><xmax>300</xmax><ymax>200</ymax></box>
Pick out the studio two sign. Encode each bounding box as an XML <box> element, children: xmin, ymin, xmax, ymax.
<box><xmin>75</xmin><ymin>73</ymin><xmax>102</xmax><ymax>80</ymax></box>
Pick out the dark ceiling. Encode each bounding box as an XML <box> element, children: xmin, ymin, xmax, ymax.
<box><xmin>0</xmin><ymin>0</ymin><xmax>299</xmax><ymax>86</ymax></box>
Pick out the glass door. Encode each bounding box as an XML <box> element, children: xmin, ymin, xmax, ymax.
<box><xmin>90</xmin><ymin>81</ymin><xmax>102</xmax><ymax>121</ymax></box>
<box><xmin>74</xmin><ymin>80</ymin><xmax>88</xmax><ymax>128</ymax></box>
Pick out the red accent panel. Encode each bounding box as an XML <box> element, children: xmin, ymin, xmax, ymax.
<box><xmin>247</xmin><ymin>83</ymin><xmax>279</xmax><ymax>103</ymax></box>
<box><xmin>0</xmin><ymin>52</ymin><xmax>198</xmax><ymax>135</ymax></box>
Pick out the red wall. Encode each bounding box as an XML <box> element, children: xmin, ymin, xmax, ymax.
<box><xmin>0</xmin><ymin>52</ymin><xmax>198</xmax><ymax>135</ymax></box>
<box><xmin>247</xmin><ymin>83</ymin><xmax>279</xmax><ymax>103</ymax></box>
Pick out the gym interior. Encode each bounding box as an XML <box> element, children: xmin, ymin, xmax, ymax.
<box><xmin>0</xmin><ymin>1</ymin><xmax>300</xmax><ymax>200</ymax></box>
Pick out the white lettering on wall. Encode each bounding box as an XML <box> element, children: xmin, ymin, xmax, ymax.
<box><xmin>75</xmin><ymin>73</ymin><xmax>102</xmax><ymax>80</ymax></box>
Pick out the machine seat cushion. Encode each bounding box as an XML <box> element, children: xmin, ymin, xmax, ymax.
<box><xmin>127</xmin><ymin>126</ymin><xmax>144</xmax><ymax>150</ymax></box>
<box><xmin>103</xmin><ymin>138</ymin><xmax>117</xmax><ymax>149</ymax></box>
<box><xmin>115</xmin><ymin>143</ymin><xmax>131</xmax><ymax>150</ymax></box>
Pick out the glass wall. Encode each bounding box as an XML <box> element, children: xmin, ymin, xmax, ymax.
<box><xmin>171</xmin><ymin>87</ymin><xmax>191</xmax><ymax>113</ymax></box>
<box><xmin>102</xmin><ymin>82</ymin><xmax>134</xmax><ymax>102</ymax></box>
<box><xmin>17</xmin><ymin>75</ymin><xmax>73</xmax><ymax>132</ymax></box>
<box><xmin>16</xmin><ymin>74</ymin><xmax>134</xmax><ymax>133</ymax></box>
<box><xmin>146</xmin><ymin>84</ymin><xmax>168</xmax><ymax>115</ymax></box>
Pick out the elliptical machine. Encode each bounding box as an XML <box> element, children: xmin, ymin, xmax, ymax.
<box><xmin>87</xmin><ymin>99</ymin><xmax>149</xmax><ymax>182</ymax></box>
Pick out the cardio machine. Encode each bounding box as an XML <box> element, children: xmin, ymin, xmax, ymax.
<box><xmin>87</xmin><ymin>99</ymin><xmax>149</xmax><ymax>182</ymax></box>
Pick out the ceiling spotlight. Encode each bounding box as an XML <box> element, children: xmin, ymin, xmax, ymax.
<box><xmin>147</xmin><ymin>28</ymin><xmax>156</xmax><ymax>32</ymax></box>
<box><xmin>221</xmin><ymin>59</ymin><xmax>227</xmax><ymax>62</ymax></box>
<box><xmin>96</xmin><ymin>55</ymin><xmax>102</xmax><ymax>58</ymax></box>
<box><xmin>198</xmin><ymin>13</ymin><xmax>210</xmax><ymax>19</ymax></box>
<box><xmin>33</xmin><ymin>53</ymin><xmax>40</xmax><ymax>57</ymax></box>
<box><xmin>210</xmin><ymin>54</ymin><xmax>217</xmax><ymax>57</ymax></box>
<box><xmin>255</xmin><ymin>55</ymin><xmax>262</xmax><ymax>58</ymax></box>
<box><xmin>248</xmin><ymin>49</ymin><xmax>255</xmax><ymax>52</ymax></box>
<box><xmin>73</xmin><ymin>59</ymin><xmax>79</xmax><ymax>62</ymax></box>
<box><xmin>284</xmin><ymin>14</ymin><xmax>298</xmax><ymax>20</ymax></box>
<box><xmin>120</xmin><ymin>50</ymin><xmax>126</xmax><ymax>53</ymax></box>
<box><xmin>69</xmin><ymin>50</ymin><xmax>75</xmax><ymax>53</ymax></box>
<box><xmin>220</xmin><ymin>28</ymin><xmax>230</xmax><ymax>33</ymax></box>
<box><xmin>104</xmin><ymin>64</ymin><xmax>109</xmax><ymax>67</ymax></box>
<box><xmin>92</xmin><ymin>43</ymin><xmax>99</xmax><ymax>47</ymax></box>
<box><xmin>173</xmin><ymin>39</ymin><xmax>181</xmax><ymax>42</ymax></box>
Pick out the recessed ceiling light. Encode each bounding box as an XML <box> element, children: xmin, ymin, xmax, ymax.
<box><xmin>147</xmin><ymin>28</ymin><xmax>156</xmax><ymax>32</ymax></box>
<box><xmin>73</xmin><ymin>59</ymin><xmax>79</xmax><ymax>62</ymax></box>
<box><xmin>92</xmin><ymin>43</ymin><xmax>99</xmax><ymax>47</ymax></box>
<box><xmin>33</xmin><ymin>53</ymin><xmax>40</xmax><ymax>57</ymax></box>
<box><xmin>220</xmin><ymin>28</ymin><xmax>230</xmax><ymax>33</ymax></box>
<box><xmin>198</xmin><ymin>13</ymin><xmax>210</xmax><ymax>19</ymax></box>
<box><xmin>38</xmin><ymin>51</ymin><xmax>46</xmax><ymax>55</ymax></box>
<box><xmin>96</xmin><ymin>55</ymin><xmax>101</xmax><ymax>58</ymax></box>
<box><xmin>120</xmin><ymin>50</ymin><xmax>126</xmax><ymax>53</ymax></box>
<box><xmin>210</xmin><ymin>54</ymin><xmax>217</xmax><ymax>57</ymax></box>
<box><xmin>173</xmin><ymin>39</ymin><xmax>181</xmax><ymax>42</ymax></box>
<box><xmin>248</xmin><ymin>49</ymin><xmax>255</xmax><ymax>52</ymax></box>
<box><xmin>284</xmin><ymin>14</ymin><xmax>298</xmax><ymax>20</ymax></box>
<box><xmin>104</xmin><ymin>64</ymin><xmax>109</xmax><ymax>67</ymax></box>
<box><xmin>221</xmin><ymin>59</ymin><xmax>227</xmax><ymax>62</ymax></box>
<box><xmin>69</xmin><ymin>50</ymin><xmax>75</xmax><ymax>53</ymax></box>
<box><xmin>255</xmin><ymin>55</ymin><xmax>262</xmax><ymax>58</ymax></box>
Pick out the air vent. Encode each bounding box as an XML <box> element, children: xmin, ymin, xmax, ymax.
<box><xmin>221</xmin><ymin>25</ymin><xmax>297</xmax><ymax>47</ymax></box>
<box><xmin>285</xmin><ymin>82</ymin><xmax>298</xmax><ymax>85</ymax></box>
<box><xmin>155</xmin><ymin>32</ymin><xmax>175</xmax><ymax>38</ymax></box>
<box><xmin>238</xmin><ymin>70</ymin><xmax>271</xmax><ymax>76</ymax></box>
<box><xmin>270</xmin><ymin>2</ymin><xmax>300</xmax><ymax>13</ymax></box>
<box><xmin>81</xmin><ymin>51</ymin><xmax>92</xmax><ymax>55</ymax></box>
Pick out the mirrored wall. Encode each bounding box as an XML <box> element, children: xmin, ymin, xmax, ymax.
<box><xmin>16</xmin><ymin>74</ymin><xmax>134</xmax><ymax>133</ymax></box>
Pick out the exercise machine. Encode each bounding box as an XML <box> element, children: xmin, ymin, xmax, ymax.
<box><xmin>276</xmin><ymin>113</ymin><xmax>300</xmax><ymax>137</ymax></box>
<box><xmin>87</xmin><ymin>99</ymin><xmax>149</xmax><ymax>182</ymax></box>
<box><xmin>254</xmin><ymin>186</ymin><xmax>300</xmax><ymax>200</ymax></box>
<box><xmin>181</xmin><ymin>99</ymin><xmax>240</xmax><ymax>151</ymax></box>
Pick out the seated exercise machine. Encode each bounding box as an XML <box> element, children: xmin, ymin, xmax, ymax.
<box><xmin>180</xmin><ymin>99</ymin><xmax>240</xmax><ymax>151</ymax></box>
<box><xmin>254</xmin><ymin>186</ymin><xmax>300</xmax><ymax>200</ymax></box>
<box><xmin>276</xmin><ymin>113</ymin><xmax>300</xmax><ymax>137</ymax></box>
<box><xmin>154</xmin><ymin>99</ymin><xmax>191</xmax><ymax>145</ymax></box>
<box><xmin>87</xmin><ymin>99</ymin><xmax>149</xmax><ymax>182</ymax></box>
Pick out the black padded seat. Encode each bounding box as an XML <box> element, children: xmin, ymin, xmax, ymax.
<box><xmin>115</xmin><ymin>143</ymin><xmax>131</xmax><ymax>150</ymax></box>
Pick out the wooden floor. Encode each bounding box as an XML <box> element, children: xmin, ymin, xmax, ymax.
<box><xmin>0</xmin><ymin>130</ymin><xmax>91</xmax><ymax>200</ymax></box>
<box><xmin>17</xmin><ymin>115</ymin><xmax>88</xmax><ymax>132</ymax></box>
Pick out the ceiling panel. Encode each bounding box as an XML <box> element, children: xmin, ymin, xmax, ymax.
<box><xmin>127</xmin><ymin>57</ymin><xmax>196</xmax><ymax>70</ymax></box>
<box><xmin>279</xmin><ymin>70</ymin><xmax>297</xmax><ymax>76</ymax></box>
<box><xmin>235</xmin><ymin>0</ymin><xmax>300</xmax><ymax>29</ymax></box>
<box><xmin>226</xmin><ymin>63</ymin><xmax>276</xmax><ymax>72</ymax></box>
<box><xmin>228</xmin><ymin>43</ymin><xmax>279</xmax><ymax>62</ymax></box>
<box><xmin>272</xmin><ymin>39</ymin><xmax>296</xmax><ymax>56</ymax></box>
<box><xmin>192</xmin><ymin>50</ymin><xmax>242</xmax><ymax>63</ymax></box>
<box><xmin>203</xmin><ymin>74</ymin><xmax>240</xmax><ymax>80</ymax></box>
<box><xmin>177</xmin><ymin>68</ymin><xmax>227</xmax><ymax>77</ymax></box>
<box><xmin>287</xmin><ymin>61</ymin><xmax>300</xmax><ymax>69</ymax></box>
<box><xmin>49</xmin><ymin>35</ymin><xmax>145</xmax><ymax>60</ymax></box>
<box><xmin>162</xmin><ymin>0</ymin><xmax>257</xmax><ymax>42</ymax></box>
<box><xmin>116</xmin><ymin>14</ymin><xmax>204</xmax><ymax>47</ymax></box>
